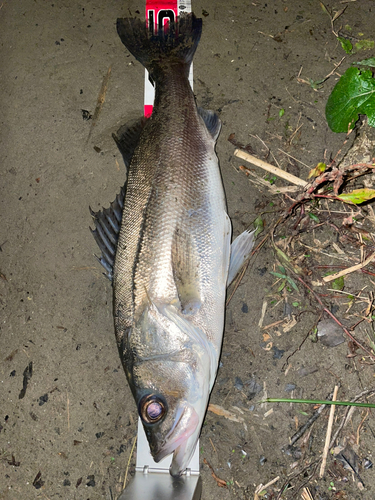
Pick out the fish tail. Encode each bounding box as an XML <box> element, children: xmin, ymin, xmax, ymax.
<box><xmin>116</xmin><ymin>13</ymin><xmax>202</xmax><ymax>80</ymax></box>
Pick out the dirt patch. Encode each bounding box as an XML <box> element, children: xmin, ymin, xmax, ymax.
<box><xmin>1</xmin><ymin>1</ymin><xmax>375</xmax><ymax>499</ymax></box>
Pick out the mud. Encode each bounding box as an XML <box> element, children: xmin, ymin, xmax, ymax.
<box><xmin>1</xmin><ymin>1</ymin><xmax>375</xmax><ymax>499</ymax></box>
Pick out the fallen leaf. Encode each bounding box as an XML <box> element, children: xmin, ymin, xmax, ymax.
<box><xmin>308</xmin><ymin>162</ymin><xmax>326</xmax><ymax>179</ymax></box>
<box><xmin>337</xmin><ymin>188</ymin><xmax>375</xmax><ymax>205</ymax></box>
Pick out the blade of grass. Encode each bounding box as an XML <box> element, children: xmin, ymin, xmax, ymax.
<box><xmin>262</xmin><ymin>398</ymin><xmax>375</xmax><ymax>408</ymax></box>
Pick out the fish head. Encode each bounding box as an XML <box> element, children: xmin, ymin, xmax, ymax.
<box><xmin>137</xmin><ymin>385</ymin><xmax>201</xmax><ymax>476</ymax></box>
<box><xmin>130</xmin><ymin>301</ymin><xmax>215</xmax><ymax>476</ymax></box>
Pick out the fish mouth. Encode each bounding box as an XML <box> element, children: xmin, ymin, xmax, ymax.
<box><xmin>153</xmin><ymin>404</ymin><xmax>200</xmax><ymax>475</ymax></box>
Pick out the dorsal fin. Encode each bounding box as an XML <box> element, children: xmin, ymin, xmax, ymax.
<box><xmin>90</xmin><ymin>187</ymin><xmax>125</xmax><ymax>280</ymax></box>
<box><xmin>90</xmin><ymin>118</ymin><xmax>146</xmax><ymax>280</ymax></box>
<box><xmin>112</xmin><ymin>117</ymin><xmax>146</xmax><ymax>169</ymax></box>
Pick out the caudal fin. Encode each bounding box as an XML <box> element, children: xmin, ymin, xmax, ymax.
<box><xmin>116</xmin><ymin>14</ymin><xmax>202</xmax><ymax>80</ymax></box>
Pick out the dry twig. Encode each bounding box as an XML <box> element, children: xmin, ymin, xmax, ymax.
<box><xmin>203</xmin><ymin>458</ymin><xmax>227</xmax><ymax>488</ymax></box>
<box><xmin>234</xmin><ymin>149</ymin><xmax>308</xmax><ymax>187</ymax></box>
<box><xmin>319</xmin><ymin>385</ymin><xmax>339</xmax><ymax>477</ymax></box>
<box><xmin>293</xmin><ymin>274</ymin><xmax>375</xmax><ymax>361</ymax></box>
<box><xmin>87</xmin><ymin>65</ymin><xmax>112</xmax><ymax>142</ymax></box>
<box><xmin>254</xmin><ymin>476</ymin><xmax>280</xmax><ymax>499</ymax></box>
<box><xmin>123</xmin><ymin>435</ymin><xmax>137</xmax><ymax>490</ymax></box>
<box><xmin>323</xmin><ymin>251</ymin><xmax>375</xmax><ymax>282</ymax></box>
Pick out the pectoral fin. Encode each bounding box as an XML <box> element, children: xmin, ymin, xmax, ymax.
<box><xmin>162</xmin><ymin>303</ymin><xmax>217</xmax><ymax>389</ymax></box>
<box><xmin>172</xmin><ymin>228</ymin><xmax>202</xmax><ymax>315</ymax></box>
<box><xmin>227</xmin><ymin>229</ymin><xmax>256</xmax><ymax>287</ymax></box>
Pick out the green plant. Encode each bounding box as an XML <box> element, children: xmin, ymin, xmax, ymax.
<box><xmin>326</xmin><ymin>66</ymin><xmax>375</xmax><ymax>133</ymax></box>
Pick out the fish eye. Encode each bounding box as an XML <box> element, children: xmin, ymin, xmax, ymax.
<box><xmin>139</xmin><ymin>394</ymin><xmax>167</xmax><ymax>424</ymax></box>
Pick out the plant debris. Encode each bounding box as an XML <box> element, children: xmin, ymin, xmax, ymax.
<box><xmin>203</xmin><ymin>458</ymin><xmax>227</xmax><ymax>488</ymax></box>
<box><xmin>18</xmin><ymin>362</ymin><xmax>33</xmax><ymax>400</ymax></box>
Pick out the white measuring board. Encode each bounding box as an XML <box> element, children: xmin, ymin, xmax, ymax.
<box><xmin>144</xmin><ymin>0</ymin><xmax>193</xmax><ymax>117</ymax></box>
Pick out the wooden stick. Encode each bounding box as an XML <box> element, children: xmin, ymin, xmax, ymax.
<box><xmin>323</xmin><ymin>251</ymin><xmax>375</xmax><ymax>282</ymax></box>
<box><xmin>234</xmin><ymin>149</ymin><xmax>308</xmax><ymax>187</ymax></box>
<box><xmin>319</xmin><ymin>385</ymin><xmax>339</xmax><ymax>478</ymax></box>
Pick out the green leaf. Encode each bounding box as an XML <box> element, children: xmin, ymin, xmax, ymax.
<box><xmin>308</xmin><ymin>212</ymin><xmax>320</xmax><ymax>222</ymax></box>
<box><xmin>308</xmin><ymin>78</ymin><xmax>325</xmax><ymax>90</ymax></box>
<box><xmin>254</xmin><ymin>216</ymin><xmax>264</xmax><ymax>237</ymax></box>
<box><xmin>270</xmin><ymin>271</ymin><xmax>287</xmax><ymax>279</ymax></box>
<box><xmin>308</xmin><ymin>162</ymin><xmax>326</xmax><ymax>179</ymax></box>
<box><xmin>355</xmin><ymin>40</ymin><xmax>374</xmax><ymax>51</ymax></box>
<box><xmin>279</xmin><ymin>108</ymin><xmax>285</xmax><ymax>117</ymax></box>
<box><xmin>297</xmin><ymin>410</ymin><xmax>309</xmax><ymax>416</ymax></box>
<box><xmin>265</xmin><ymin>174</ymin><xmax>277</xmax><ymax>185</ymax></box>
<box><xmin>325</xmin><ymin>67</ymin><xmax>375</xmax><ymax>133</ymax></box>
<box><xmin>337</xmin><ymin>188</ymin><xmax>375</xmax><ymax>204</ymax></box>
<box><xmin>338</xmin><ymin>36</ymin><xmax>352</xmax><ymax>54</ymax></box>
<box><xmin>332</xmin><ymin>276</ymin><xmax>345</xmax><ymax>290</ymax></box>
<box><xmin>278</xmin><ymin>265</ymin><xmax>286</xmax><ymax>275</ymax></box>
<box><xmin>286</xmin><ymin>276</ymin><xmax>299</xmax><ymax>292</ymax></box>
<box><xmin>352</xmin><ymin>57</ymin><xmax>375</xmax><ymax>67</ymax></box>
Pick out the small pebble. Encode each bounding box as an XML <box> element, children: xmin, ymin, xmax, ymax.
<box><xmin>272</xmin><ymin>346</ymin><xmax>285</xmax><ymax>359</ymax></box>
<box><xmin>285</xmin><ymin>383</ymin><xmax>296</xmax><ymax>393</ymax></box>
<box><xmin>364</xmin><ymin>458</ymin><xmax>373</xmax><ymax>469</ymax></box>
<box><xmin>38</xmin><ymin>394</ymin><xmax>48</xmax><ymax>406</ymax></box>
<box><xmin>246</xmin><ymin>379</ymin><xmax>262</xmax><ymax>399</ymax></box>
<box><xmin>234</xmin><ymin>376</ymin><xmax>243</xmax><ymax>390</ymax></box>
<box><xmin>117</xmin><ymin>444</ymin><xmax>126</xmax><ymax>455</ymax></box>
<box><xmin>283</xmin><ymin>302</ymin><xmax>292</xmax><ymax>317</ymax></box>
<box><xmin>86</xmin><ymin>475</ymin><xmax>95</xmax><ymax>487</ymax></box>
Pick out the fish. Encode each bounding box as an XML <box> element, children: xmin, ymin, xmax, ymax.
<box><xmin>90</xmin><ymin>13</ymin><xmax>255</xmax><ymax>477</ymax></box>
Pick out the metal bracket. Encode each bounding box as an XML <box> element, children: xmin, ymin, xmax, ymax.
<box><xmin>117</xmin><ymin>419</ymin><xmax>201</xmax><ymax>500</ymax></box>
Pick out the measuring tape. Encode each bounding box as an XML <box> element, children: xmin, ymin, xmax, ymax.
<box><xmin>144</xmin><ymin>0</ymin><xmax>193</xmax><ymax>117</ymax></box>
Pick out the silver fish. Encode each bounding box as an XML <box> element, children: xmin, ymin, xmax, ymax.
<box><xmin>91</xmin><ymin>13</ymin><xmax>254</xmax><ymax>477</ymax></box>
